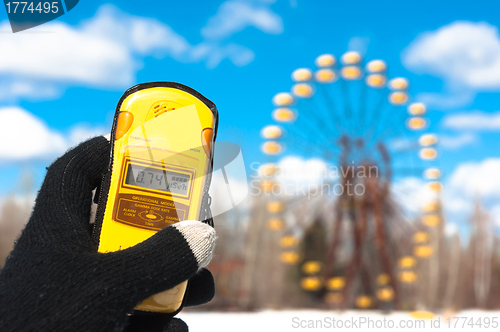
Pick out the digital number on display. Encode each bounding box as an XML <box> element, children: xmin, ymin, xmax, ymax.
<box><xmin>125</xmin><ymin>164</ymin><xmax>190</xmax><ymax>196</ymax></box>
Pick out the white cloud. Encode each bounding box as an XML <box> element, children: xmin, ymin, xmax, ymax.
<box><xmin>442</xmin><ymin>111</ymin><xmax>500</xmax><ymax>130</ymax></box>
<box><xmin>490</xmin><ymin>205</ymin><xmax>500</xmax><ymax>227</ymax></box>
<box><xmin>0</xmin><ymin>3</ymin><xmax>274</xmax><ymax>101</ymax></box>
<box><xmin>445</xmin><ymin>222</ymin><xmax>459</xmax><ymax>236</ymax></box>
<box><xmin>0</xmin><ymin>107</ymin><xmax>108</xmax><ymax>163</ymax></box>
<box><xmin>0</xmin><ymin>79</ymin><xmax>59</xmax><ymax>102</ymax></box>
<box><xmin>415</xmin><ymin>90</ymin><xmax>475</xmax><ymax>110</ymax></box>
<box><xmin>196</xmin><ymin>43</ymin><xmax>255</xmax><ymax>69</ymax></box>
<box><xmin>448</xmin><ymin>159</ymin><xmax>500</xmax><ymax>198</ymax></box>
<box><xmin>445</xmin><ymin>193</ymin><xmax>471</xmax><ymax>214</ymax></box>
<box><xmin>276</xmin><ymin>156</ymin><xmax>332</xmax><ymax>184</ymax></box>
<box><xmin>439</xmin><ymin>133</ymin><xmax>476</xmax><ymax>149</ymax></box>
<box><xmin>392</xmin><ymin>177</ymin><xmax>438</xmax><ymax>213</ymax></box>
<box><xmin>389</xmin><ymin>133</ymin><xmax>475</xmax><ymax>151</ymax></box>
<box><xmin>403</xmin><ymin>21</ymin><xmax>500</xmax><ymax>89</ymax></box>
<box><xmin>0</xmin><ymin>19</ymin><xmax>135</xmax><ymax>88</ymax></box>
<box><xmin>81</xmin><ymin>5</ymin><xmax>191</xmax><ymax>60</ymax></box>
<box><xmin>249</xmin><ymin>157</ymin><xmax>336</xmax><ymax>197</ymax></box>
<box><xmin>403</xmin><ymin>21</ymin><xmax>500</xmax><ymax>109</ymax></box>
<box><xmin>445</xmin><ymin>159</ymin><xmax>500</xmax><ymax>233</ymax></box>
<box><xmin>0</xmin><ymin>107</ymin><xmax>67</xmax><ymax>162</ymax></box>
<box><xmin>210</xmin><ymin>172</ymin><xmax>249</xmax><ymax>217</ymax></box>
<box><xmin>201</xmin><ymin>0</ymin><xmax>283</xmax><ymax>39</ymax></box>
<box><xmin>393</xmin><ymin>164</ymin><xmax>500</xmax><ymax>234</ymax></box>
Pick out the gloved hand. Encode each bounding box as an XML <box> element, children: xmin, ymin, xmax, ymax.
<box><xmin>0</xmin><ymin>136</ymin><xmax>216</xmax><ymax>332</ymax></box>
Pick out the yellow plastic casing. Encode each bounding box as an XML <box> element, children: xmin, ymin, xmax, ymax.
<box><xmin>97</xmin><ymin>86</ymin><xmax>215</xmax><ymax>313</ymax></box>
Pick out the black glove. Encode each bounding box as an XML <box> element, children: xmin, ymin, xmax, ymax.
<box><xmin>0</xmin><ymin>136</ymin><xmax>216</xmax><ymax>332</ymax></box>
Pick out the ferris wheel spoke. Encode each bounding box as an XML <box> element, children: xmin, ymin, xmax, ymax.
<box><xmin>377</xmin><ymin>111</ymin><xmax>411</xmax><ymax>143</ymax></box>
<box><xmin>285</xmin><ymin>130</ymin><xmax>339</xmax><ymax>158</ymax></box>
<box><xmin>318</xmin><ymin>84</ymin><xmax>345</xmax><ymax>133</ymax></box>
<box><xmin>356</xmin><ymin>81</ymin><xmax>370</xmax><ymax>137</ymax></box>
<box><xmin>363</xmin><ymin>93</ymin><xmax>388</xmax><ymax>146</ymax></box>
<box><xmin>297</xmin><ymin>100</ymin><xmax>339</xmax><ymax>145</ymax></box>
<box><xmin>373</xmin><ymin>106</ymin><xmax>399</xmax><ymax>142</ymax></box>
<box><xmin>389</xmin><ymin>187</ymin><xmax>426</xmax><ymax>214</ymax></box>
<box><xmin>339</xmin><ymin>79</ymin><xmax>354</xmax><ymax>133</ymax></box>
<box><xmin>360</xmin><ymin>62</ymin><xmax>389</xmax><ymax>135</ymax></box>
<box><xmin>388</xmin><ymin>144</ymin><xmax>420</xmax><ymax>156</ymax></box>
<box><xmin>308</xmin><ymin>94</ymin><xmax>339</xmax><ymax>135</ymax></box>
<box><xmin>385</xmin><ymin>207</ymin><xmax>416</xmax><ymax>241</ymax></box>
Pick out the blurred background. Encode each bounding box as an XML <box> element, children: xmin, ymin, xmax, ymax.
<box><xmin>1</xmin><ymin>0</ymin><xmax>500</xmax><ymax>316</ymax></box>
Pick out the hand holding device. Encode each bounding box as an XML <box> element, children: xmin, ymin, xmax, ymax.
<box><xmin>0</xmin><ymin>138</ymin><xmax>216</xmax><ymax>332</ymax></box>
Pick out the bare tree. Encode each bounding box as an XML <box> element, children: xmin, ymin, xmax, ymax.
<box><xmin>0</xmin><ymin>197</ymin><xmax>31</xmax><ymax>267</ymax></box>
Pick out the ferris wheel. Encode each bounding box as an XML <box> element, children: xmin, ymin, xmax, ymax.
<box><xmin>257</xmin><ymin>50</ymin><xmax>446</xmax><ymax>310</ymax></box>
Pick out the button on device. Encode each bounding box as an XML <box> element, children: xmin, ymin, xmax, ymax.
<box><xmin>115</xmin><ymin>111</ymin><xmax>134</xmax><ymax>140</ymax></box>
<box><xmin>138</xmin><ymin>210</ymin><xmax>163</xmax><ymax>223</ymax></box>
<box><xmin>202</xmin><ymin>128</ymin><xmax>214</xmax><ymax>157</ymax></box>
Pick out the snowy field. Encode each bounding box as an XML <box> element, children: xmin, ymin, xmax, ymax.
<box><xmin>178</xmin><ymin>310</ymin><xmax>500</xmax><ymax>331</ymax></box>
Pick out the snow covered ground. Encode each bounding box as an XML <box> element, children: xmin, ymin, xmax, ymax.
<box><xmin>178</xmin><ymin>309</ymin><xmax>500</xmax><ymax>332</ymax></box>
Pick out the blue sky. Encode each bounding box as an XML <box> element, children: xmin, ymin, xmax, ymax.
<box><xmin>1</xmin><ymin>0</ymin><xmax>500</xmax><ymax>236</ymax></box>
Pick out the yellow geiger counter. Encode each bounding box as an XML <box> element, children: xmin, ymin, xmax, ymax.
<box><xmin>93</xmin><ymin>82</ymin><xmax>218</xmax><ymax>313</ymax></box>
